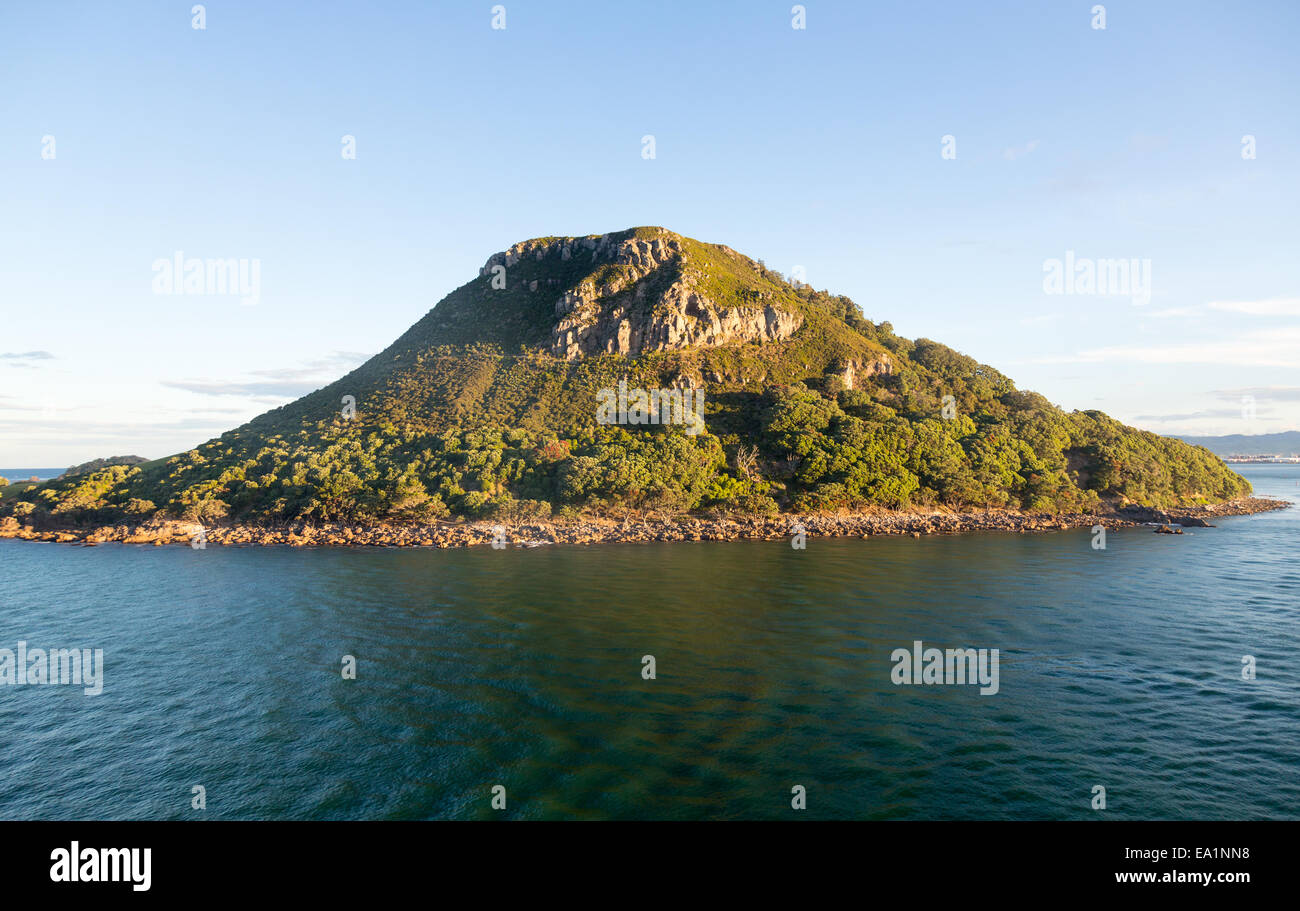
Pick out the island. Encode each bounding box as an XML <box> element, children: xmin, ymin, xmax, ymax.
<box><xmin>1</xmin><ymin>227</ymin><xmax>1286</xmax><ymax>547</ymax></box>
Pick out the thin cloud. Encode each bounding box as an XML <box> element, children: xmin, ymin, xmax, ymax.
<box><xmin>1002</xmin><ymin>139</ymin><xmax>1040</xmax><ymax>161</ymax></box>
<box><xmin>0</xmin><ymin>416</ymin><xmax>237</xmax><ymax>437</ymax></box>
<box><xmin>162</xmin><ymin>379</ymin><xmax>326</xmax><ymax>399</ymax></box>
<box><xmin>1036</xmin><ymin>327</ymin><xmax>1300</xmax><ymax>367</ymax></box>
<box><xmin>162</xmin><ymin>350</ymin><xmax>371</xmax><ymax>400</ymax></box>
<box><xmin>0</xmin><ymin>351</ymin><xmax>55</xmax><ymax>367</ymax></box>
<box><xmin>1019</xmin><ymin>312</ymin><xmax>1062</xmax><ymax>326</ymax></box>
<box><xmin>1207</xmin><ymin>297</ymin><xmax>1300</xmax><ymax>316</ymax></box>
<box><xmin>248</xmin><ymin>351</ymin><xmax>370</xmax><ymax>383</ymax></box>
<box><xmin>1133</xmin><ymin>407</ymin><xmax>1265</xmax><ymax>422</ymax></box>
<box><xmin>1213</xmin><ymin>386</ymin><xmax>1300</xmax><ymax>402</ymax></box>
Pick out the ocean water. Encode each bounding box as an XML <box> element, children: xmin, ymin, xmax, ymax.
<box><xmin>1</xmin><ymin>465</ymin><xmax>1297</xmax><ymax>820</ymax></box>
<box><xmin>0</xmin><ymin>469</ymin><xmax>63</xmax><ymax>481</ymax></box>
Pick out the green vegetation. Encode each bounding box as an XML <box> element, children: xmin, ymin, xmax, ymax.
<box><xmin>1</xmin><ymin>228</ymin><xmax>1250</xmax><ymax>528</ymax></box>
<box><xmin>0</xmin><ymin>480</ymin><xmax>40</xmax><ymax>503</ymax></box>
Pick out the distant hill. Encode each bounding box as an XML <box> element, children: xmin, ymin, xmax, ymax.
<box><xmin>2</xmin><ymin>227</ymin><xmax>1251</xmax><ymax>526</ymax></box>
<box><xmin>60</xmin><ymin>456</ymin><xmax>148</xmax><ymax>479</ymax></box>
<box><xmin>1176</xmin><ymin>432</ymin><xmax>1300</xmax><ymax>458</ymax></box>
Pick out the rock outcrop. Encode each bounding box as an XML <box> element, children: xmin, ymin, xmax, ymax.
<box><xmin>2</xmin><ymin>498</ymin><xmax>1286</xmax><ymax>549</ymax></box>
<box><xmin>831</xmin><ymin>354</ymin><xmax>893</xmax><ymax>390</ymax></box>
<box><xmin>480</xmin><ymin>228</ymin><xmax>804</xmax><ymax>360</ymax></box>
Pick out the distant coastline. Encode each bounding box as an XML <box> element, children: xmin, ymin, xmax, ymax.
<box><xmin>1177</xmin><ymin>430</ymin><xmax>1300</xmax><ymax>460</ymax></box>
<box><xmin>1221</xmin><ymin>456</ymin><xmax>1300</xmax><ymax>464</ymax></box>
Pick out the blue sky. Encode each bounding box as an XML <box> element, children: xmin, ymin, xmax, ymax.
<box><xmin>2</xmin><ymin>0</ymin><xmax>1297</xmax><ymax>465</ymax></box>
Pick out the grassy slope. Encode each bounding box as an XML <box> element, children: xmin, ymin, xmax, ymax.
<box><xmin>237</xmin><ymin>229</ymin><xmax>889</xmax><ymax>440</ymax></box>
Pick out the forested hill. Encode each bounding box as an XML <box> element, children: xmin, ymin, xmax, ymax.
<box><xmin>4</xmin><ymin>227</ymin><xmax>1249</xmax><ymax>527</ymax></box>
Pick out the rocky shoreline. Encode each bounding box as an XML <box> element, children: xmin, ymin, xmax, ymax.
<box><xmin>0</xmin><ymin>497</ymin><xmax>1288</xmax><ymax>548</ymax></box>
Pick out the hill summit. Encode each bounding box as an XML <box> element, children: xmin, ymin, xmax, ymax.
<box><xmin>4</xmin><ymin>227</ymin><xmax>1251</xmax><ymax>528</ymax></box>
<box><xmin>480</xmin><ymin>228</ymin><xmax>802</xmax><ymax>358</ymax></box>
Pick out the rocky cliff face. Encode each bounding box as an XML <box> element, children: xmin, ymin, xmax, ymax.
<box><xmin>832</xmin><ymin>354</ymin><xmax>893</xmax><ymax>390</ymax></box>
<box><xmin>479</xmin><ymin>228</ymin><xmax>803</xmax><ymax>360</ymax></box>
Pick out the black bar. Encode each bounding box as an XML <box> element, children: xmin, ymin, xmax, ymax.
<box><xmin>1</xmin><ymin>820</ymin><xmax>1281</xmax><ymax>897</ymax></box>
